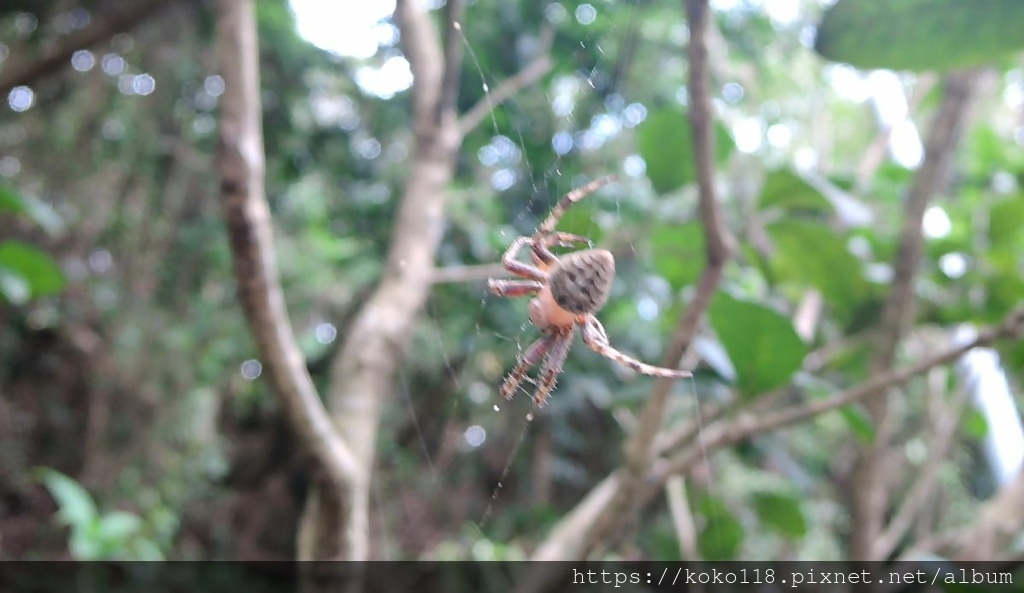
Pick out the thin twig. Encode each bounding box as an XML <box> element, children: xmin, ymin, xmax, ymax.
<box><xmin>431</xmin><ymin>263</ymin><xmax>505</xmax><ymax>284</ymax></box>
<box><xmin>850</xmin><ymin>69</ymin><xmax>980</xmax><ymax>560</ymax></box>
<box><xmin>438</xmin><ymin>0</ymin><xmax>465</xmax><ymax>126</ymax></box>
<box><xmin>666</xmin><ymin>475</ymin><xmax>701</xmax><ymax>561</ymax></box>
<box><xmin>653</xmin><ymin>305</ymin><xmax>1024</xmax><ymax>480</ymax></box>
<box><xmin>872</xmin><ymin>372</ymin><xmax>970</xmax><ymax>558</ymax></box>
<box><xmin>458</xmin><ymin>27</ymin><xmax>555</xmax><ymax>136</ymax></box>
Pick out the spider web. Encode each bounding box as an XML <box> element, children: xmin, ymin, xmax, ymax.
<box><xmin>356</xmin><ymin>0</ymin><xmax>712</xmax><ymax>559</ymax></box>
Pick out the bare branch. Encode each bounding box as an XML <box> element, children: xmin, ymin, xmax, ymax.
<box><xmin>459</xmin><ymin>27</ymin><xmax>554</xmax><ymax>136</ymax></box>
<box><xmin>655</xmin><ymin>305</ymin><xmax>1024</xmax><ymax>480</ymax></box>
<box><xmin>0</xmin><ymin>0</ymin><xmax>179</xmax><ymax>95</ymax></box>
<box><xmin>214</xmin><ymin>0</ymin><xmax>358</xmax><ymax>499</ymax></box>
<box><xmin>873</xmin><ymin>376</ymin><xmax>970</xmax><ymax>558</ymax></box>
<box><xmin>666</xmin><ymin>475</ymin><xmax>700</xmax><ymax>561</ymax></box>
<box><xmin>851</xmin><ymin>69</ymin><xmax>981</xmax><ymax>560</ymax></box>
<box><xmin>438</xmin><ymin>0</ymin><xmax>465</xmax><ymax>123</ymax></box>
<box><xmin>528</xmin><ymin>0</ymin><xmax>734</xmax><ymax>561</ymax></box>
<box><xmin>397</xmin><ymin>0</ymin><xmax>445</xmax><ymax>136</ymax></box>
<box><xmin>299</xmin><ymin>0</ymin><xmax>466</xmax><ymax>561</ymax></box>
<box><xmin>431</xmin><ymin>263</ymin><xmax>506</xmax><ymax>284</ymax></box>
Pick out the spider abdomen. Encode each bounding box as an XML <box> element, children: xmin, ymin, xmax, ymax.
<box><xmin>548</xmin><ymin>249</ymin><xmax>615</xmax><ymax>314</ymax></box>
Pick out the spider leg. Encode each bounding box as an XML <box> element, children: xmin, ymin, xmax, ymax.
<box><xmin>580</xmin><ymin>315</ymin><xmax>692</xmax><ymax>379</ymax></box>
<box><xmin>488</xmin><ymin>279</ymin><xmax>542</xmax><ymax>298</ymax></box>
<box><xmin>531</xmin><ymin>231</ymin><xmax>594</xmax><ymax>267</ymax></box>
<box><xmin>500</xmin><ymin>335</ymin><xmax>554</xmax><ymax>400</ymax></box>
<box><xmin>532</xmin><ymin>329</ymin><xmax>575</xmax><ymax>406</ymax></box>
<box><xmin>498</xmin><ymin>236</ymin><xmax>548</xmax><ymax>281</ymax></box>
<box><xmin>538</xmin><ymin>176</ymin><xmax>617</xmax><ymax>235</ymax></box>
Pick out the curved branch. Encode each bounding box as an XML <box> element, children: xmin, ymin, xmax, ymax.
<box><xmin>214</xmin><ymin>0</ymin><xmax>358</xmax><ymax>497</ymax></box>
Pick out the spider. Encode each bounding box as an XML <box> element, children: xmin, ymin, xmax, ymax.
<box><xmin>487</xmin><ymin>176</ymin><xmax>692</xmax><ymax>406</ymax></box>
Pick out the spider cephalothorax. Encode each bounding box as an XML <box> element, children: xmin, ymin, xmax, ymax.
<box><xmin>488</xmin><ymin>176</ymin><xmax>691</xmax><ymax>406</ymax></box>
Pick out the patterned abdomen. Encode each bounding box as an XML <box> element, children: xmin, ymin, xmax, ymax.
<box><xmin>548</xmin><ymin>249</ymin><xmax>615</xmax><ymax>314</ymax></box>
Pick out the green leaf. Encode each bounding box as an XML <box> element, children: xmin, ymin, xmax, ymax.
<box><xmin>96</xmin><ymin>511</ymin><xmax>143</xmax><ymax>543</ymax></box>
<box><xmin>696</xmin><ymin>495</ymin><xmax>744</xmax><ymax>560</ymax></box>
<box><xmin>0</xmin><ymin>267</ymin><xmax>30</xmax><ymax>305</ymax></box>
<box><xmin>35</xmin><ymin>468</ymin><xmax>98</xmax><ymax>531</ymax></box>
<box><xmin>988</xmin><ymin>196</ymin><xmax>1024</xmax><ymax>250</ymax></box>
<box><xmin>961</xmin><ymin>409</ymin><xmax>989</xmax><ymax>439</ymax></box>
<box><xmin>637</xmin><ymin>108</ymin><xmax>734</xmax><ymax>194</ymax></box>
<box><xmin>709</xmin><ymin>293</ymin><xmax>808</xmax><ymax>397</ymax></box>
<box><xmin>815</xmin><ymin>0</ymin><xmax>1024</xmax><ymax>71</ymax></box>
<box><xmin>840</xmin><ymin>406</ymin><xmax>875</xmax><ymax>443</ymax></box>
<box><xmin>650</xmin><ymin>222</ymin><xmax>705</xmax><ymax>290</ymax></box>
<box><xmin>767</xmin><ymin>219</ymin><xmax>867</xmax><ymax>319</ymax></box>
<box><xmin>752</xmin><ymin>492</ymin><xmax>807</xmax><ymax>539</ymax></box>
<box><xmin>0</xmin><ymin>241</ymin><xmax>65</xmax><ymax>300</ymax></box>
<box><xmin>758</xmin><ymin>169</ymin><xmax>833</xmax><ymax>216</ymax></box>
<box><xmin>0</xmin><ymin>185</ymin><xmax>64</xmax><ymax>235</ymax></box>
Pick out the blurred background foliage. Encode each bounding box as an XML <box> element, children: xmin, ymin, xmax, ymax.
<box><xmin>0</xmin><ymin>0</ymin><xmax>1022</xmax><ymax>562</ymax></box>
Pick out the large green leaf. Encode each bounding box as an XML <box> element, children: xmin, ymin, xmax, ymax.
<box><xmin>758</xmin><ymin>169</ymin><xmax>832</xmax><ymax>216</ymax></box>
<box><xmin>815</xmin><ymin>0</ymin><xmax>1024</xmax><ymax>71</ymax></box>
<box><xmin>0</xmin><ymin>241</ymin><xmax>65</xmax><ymax>301</ymax></box>
<box><xmin>637</xmin><ymin>108</ymin><xmax>734</xmax><ymax>194</ymax></box>
<box><xmin>709</xmin><ymin>293</ymin><xmax>808</xmax><ymax>397</ymax></box>
<box><xmin>767</xmin><ymin>219</ymin><xmax>867</xmax><ymax>319</ymax></box>
<box><xmin>752</xmin><ymin>491</ymin><xmax>807</xmax><ymax>539</ymax></box>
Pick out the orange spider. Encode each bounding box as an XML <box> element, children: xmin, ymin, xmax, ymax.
<box><xmin>488</xmin><ymin>176</ymin><xmax>691</xmax><ymax>406</ymax></box>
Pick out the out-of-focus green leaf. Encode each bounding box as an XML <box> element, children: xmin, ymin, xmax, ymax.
<box><xmin>961</xmin><ymin>409</ymin><xmax>989</xmax><ymax>439</ymax></box>
<box><xmin>548</xmin><ymin>201</ymin><xmax>604</xmax><ymax>244</ymax></box>
<box><xmin>0</xmin><ymin>241</ymin><xmax>65</xmax><ymax>300</ymax></box>
<box><xmin>709</xmin><ymin>293</ymin><xmax>808</xmax><ymax>397</ymax></box>
<box><xmin>988</xmin><ymin>196</ymin><xmax>1024</xmax><ymax>250</ymax></box>
<box><xmin>767</xmin><ymin>219</ymin><xmax>867</xmax><ymax>319</ymax></box>
<box><xmin>840</xmin><ymin>406</ymin><xmax>875</xmax><ymax>443</ymax></box>
<box><xmin>815</xmin><ymin>0</ymin><xmax>1024</xmax><ymax>71</ymax></box>
<box><xmin>758</xmin><ymin>169</ymin><xmax>832</xmax><ymax>216</ymax></box>
<box><xmin>96</xmin><ymin>511</ymin><xmax>143</xmax><ymax>542</ymax></box>
<box><xmin>0</xmin><ymin>186</ymin><xmax>64</xmax><ymax>235</ymax></box>
<box><xmin>0</xmin><ymin>267</ymin><xmax>30</xmax><ymax>305</ymax></box>
<box><xmin>752</xmin><ymin>491</ymin><xmax>807</xmax><ymax>538</ymax></box>
<box><xmin>983</xmin><ymin>274</ymin><xmax>1024</xmax><ymax>323</ymax></box>
<box><xmin>35</xmin><ymin>468</ymin><xmax>98</xmax><ymax>531</ymax></box>
<box><xmin>697</xmin><ymin>495</ymin><xmax>744</xmax><ymax>560</ymax></box>
<box><xmin>650</xmin><ymin>222</ymin><xmax>705</xmax><ymax>290</ymax></box>
<box><xmin>637</xmin><ymin>108</ymin><xmax>734</xmax><ymax>194</ymax></box>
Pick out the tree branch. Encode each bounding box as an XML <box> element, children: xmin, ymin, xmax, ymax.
<box><xmin>438</xmin><ymin>0</ymin><xmax>465</xmax><ymax>126</ymax></box>
<box><xmin>299</xmin><ymin>0</ymin><xmax>466</xmax><ymax>561</ymax></box>
<box><xmin>654</xmin><ymin>305</ymin><xmax>1024</xmax><ymax>480</ymax></box>
<box><xmin>431</xmin><ymin>262</ymin><xmax>506</xmax><ymax>284</ymax></box>
<box><xmin>850</xmin><ymin>69</ymin><xmax>980</xmax><ymax>560</ymax></box>
<box><xmin>0</xmin><ymin>0</ymin><xmax>179</xmax><ymax>95</ymax></box>
<box><xmin>872</xmin><ymin>375</ymin><xmax>970</xmax><ymax>558</ymax></box>
<box><xmin>214</xmin><ymin>0</ymin><xmax>358</xmax><ymax>504</ymax></box>
<box><xmin>529</xmin><ymin>0</ymin><xmax>733</xmax><ymax>561</ymax></box>
<box><xmin>458</xmin><ymin>27</ymin><xmax>554</xmax><ymax>136</ymax></box>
